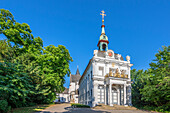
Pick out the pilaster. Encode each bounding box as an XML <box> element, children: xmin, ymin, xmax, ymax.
<box><xmin>109</xmin><ymin>83</ymin><xmax>113</xmax><ymax>106</ymax></box>
<box><xmin>128</xmin><ymin>66</ymin><xmax>131</xmax><ymax>79</ymax></box>
<box><xmin>124</xmin><ymin>84</ymin><xmax>127</xmax><ymax>105</ymax></box>
<box><xmin>104</xmin><ymin>84</ymin><xmax>107</xmax><ymax>105</ymax></box>
<box><xmin>92</xmin><ymin>60</ymin><xmax>97</xmax><ymax>76</ymax></box>
<box><xmin>92</xmin><ymin>83</ymin><xmax>98</xmax><ymax>107</ymax></box>
<box><xmin>128</xmin><ymin>84</ymin><xmax>132</xmax><ymax>106</ymax></box>
<box><xmin>117</xmin><ymin>86</ymin><xmax>120</xmax><ymax>105</ymax></box>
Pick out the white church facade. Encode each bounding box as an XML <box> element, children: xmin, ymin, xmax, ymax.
<box><xmin>78</xmin><ymin>11</ymin><xmax>133</xmax><ymax>107</ymax></box>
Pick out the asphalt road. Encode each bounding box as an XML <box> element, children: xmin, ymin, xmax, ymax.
<box><xmin>36</xmin><ymin>103</ymin><xmax>158</xmax><ymax>113</ymax></box>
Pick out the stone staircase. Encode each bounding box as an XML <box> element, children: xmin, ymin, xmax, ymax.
<box><xmin>94</xmin><ymin>104</ymin><xmax>137</xmax><ymax>110</ymax></box>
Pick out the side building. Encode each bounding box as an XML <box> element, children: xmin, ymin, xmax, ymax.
<box><xmin>78</xmin><ymin>11</ymin><xmax>133</xmax><ymax>107</ymax></box>
<box><xmin>57</xmin><ymin>88</ymin><xmax>70</xmax><ymax>103</ymax></box>
<box><xmin>69</xmin><ymin>68</ymin><xmax>81</xmax><ymax>103</ymax></box>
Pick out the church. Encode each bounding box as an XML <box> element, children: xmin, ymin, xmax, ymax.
<box><xmin>56</xmin><ymin>68</ymin><xmax>81</xmax><ymax>103</ymax></box>
<box><xmin>78</xmin><ymin>11</ymin><xmax>133</xmax><ymax>107</ymax></box>
<box><xmin>69</xmin><ymin>68</ymin><xmax>81</xmax><ymax>103</ymax></box>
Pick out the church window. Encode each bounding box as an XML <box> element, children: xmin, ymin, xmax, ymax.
<box><xmin>91</xmin><ymin>71</ymin><xmax>92</xmax><ymax>79</ymax></box>
<box><xmin>88</xmin><ymin>91</ymin><xmax>90</xmax><ymax>100</ymax></box>
<box><xmin>103</xmin><ymin>35</ymin><xmax>106</xmax><ymax>39</ymax></box>
<box><xmin>98</xmin><ymin>85</ymin><xmax>104</xmax><ymax>103</ymax></box>
<box><xmin>102</xmin><ymin>44</ymin><xmax>106</xmax><ymax>51</ymax></box>
<box><xmin>91</xmin><ymin>89</ymin><xmax>92</xmax><ymax>97</ymax></box>
<box><xmin>99</xmin><ymin>67</ymin><xmax>104</xmax><ymax>76</ymax></box>
<box><xmin>112</xmin><ymin>87</ymin><xmax>118</xmax><ymax>104</ymax></box>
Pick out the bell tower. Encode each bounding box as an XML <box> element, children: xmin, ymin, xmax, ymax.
<box><xmin>97</xmin><ymin>10</ymin><xmax>109</xmax><ymax>51</ymax></box>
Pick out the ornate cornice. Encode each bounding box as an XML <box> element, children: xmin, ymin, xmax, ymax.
<box><xmin>97</xmin><ymin>40</ymin><xmax>109</xmax><ymax>46</ymax></box>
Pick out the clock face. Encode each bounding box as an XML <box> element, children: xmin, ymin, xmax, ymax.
<box><xmin>108</xmin><ymin>52</ymin><xmax>113</xmax><ymax>57</ymax></box>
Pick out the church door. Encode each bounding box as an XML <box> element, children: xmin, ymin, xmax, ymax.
<box><xmin>112</xmin><ymin>88</ymin><xmax>118</xmax><ymax>104</ymax></box>
<box><xmin>98</xmin><ymin>85</ymin><xmax>104</xmax><ymax>103</ymax></box>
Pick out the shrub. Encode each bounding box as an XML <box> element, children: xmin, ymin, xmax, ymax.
<box><xmin>71</xmin><ymin>103</ymin><xmax>90</xmax><ymax>108</ymax></box>
<box><xmin>0</xmin><ymin>100</ymin><xmax>11</xmax><ymax>113</ymax></box>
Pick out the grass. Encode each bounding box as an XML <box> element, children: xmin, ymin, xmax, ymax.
<box><xmin>10</xmin><ymin>104</ymin><xmax>54</xmax><ymax>113</ymax></box>
<box><xmin>71</xmin><ymin>103</ymin><xmax>90</xmax><ymax>108</ymax></box>
<box><xmin>137</xmin><ymin>106</ymin><xmax>170</xmax><ymax>113</ymax></box>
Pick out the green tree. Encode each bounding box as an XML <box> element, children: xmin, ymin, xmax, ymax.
<box><xmin>131</xmin><ymin>69</ymin><xmax>147</xmax><ymax>107</ymax></box>
<box><xmin>0</xmin><ymin>62</ymin><xmax>34</xmax><ymax>108</ymax></box>
<box><xmin>0</xmin><ymin>9</ymin><xmax>33</xmax><ymax>47</ymax></box>
<box><xmin>140</xmin><ymin>46</ymin><xmax>170</xmax><ymax>111</ymax></box>
<box><xmin>0</xmin><ymin>40</ymin><xmax>16</xmax><ymax>61</ymax></box>
<box><xmin>0</xmin><ymin>9</ymin><xmax>73</xmax><ymax>112</ymax></box>
<box><xmin>131</xmin><ymin>46</ymin><xmax>170</xmax><ymax>112</ymax></box>
<box><xmin>38</xmin><ymin>45</ymin><xmax>72</xmax><ymax>102</ymax></box>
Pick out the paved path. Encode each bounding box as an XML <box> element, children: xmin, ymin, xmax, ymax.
<box><xmin>36</xmin><ymin>103</ymin><xmax>158</xmax><ymax>113</ymax></box>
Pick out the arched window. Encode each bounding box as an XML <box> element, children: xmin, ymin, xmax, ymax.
<box><xmin>98</xmin><ymin>85</ymin><xmax>104</xmax><ymax>103</ymax></box>
<box><xmin>102</xmin><ymin>44</ymin><xmax>106</xmax><ymax>51</ymax></box>
<box><xmin>112</xmin><ymin>87</ymin><xmax>118</xmax><ymax>104</ymax></box>
<box><xmin>112</xmin><ymin>87</ymin><xmax>117</xmax><ymax>92</ymax></box>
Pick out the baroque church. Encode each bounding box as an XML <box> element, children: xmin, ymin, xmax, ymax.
<box><xmin>78</xmin><ymin>10</ymin><xmax>133</xmax><ymax>107</ymax></box>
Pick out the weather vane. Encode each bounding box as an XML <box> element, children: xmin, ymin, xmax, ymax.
<box><xmin>100</xmin><ymin>10</ymin><xmax>106</xmax><ymax>22</ymax></box>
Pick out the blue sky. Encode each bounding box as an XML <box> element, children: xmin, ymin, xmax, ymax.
<box><xmin>1</xmin><ymin>0</ymin><xmax>170</xmax><ymax>88</ymax></box>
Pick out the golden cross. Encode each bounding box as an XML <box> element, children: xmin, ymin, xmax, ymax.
<box><xmin>100</xmin><ymin>10</ymin><xmax>106</xmax><ymax>20</ymax></box>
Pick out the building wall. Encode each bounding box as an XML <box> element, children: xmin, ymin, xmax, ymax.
<box><xmin>79</xmin><ymin>50</ymin><xmax>132</xmax><ymax>107</ymax></box>
<box><xmin>69</xmin><ymin>82</ymin><xmax>79</xmax><ymax>103</ymax></box>
<box><xmin>59</xmin><ymin>93</ymin><xmax>70</xmax><ymax>102</ymax></box>
<box><xmin>69</xmin><ymin>82</ymin><xmax>75</xmax><ymax>94</ymax></box>
<box><xmin>79</xmin><ymin>64</ymin><xmax>93</xmax><ymax>106</ymax></box>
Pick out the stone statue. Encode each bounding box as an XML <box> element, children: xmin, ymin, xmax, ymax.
<box><xmin>93</xmin><ymin>50</ymin><xmax>98</xmax><ymax>56</ymax></box>
<box><xmin>126</xmin><ymin>55</ymin><xmax>130</xmax><ymax>62</ymax></box>
<box><xmin>114</xmin><ymin>68</ymin><xmax>120</xmax><ymax>77</ymax></box>
<box><xmin>117</xmin><ymin>54</ymin><xmax>121</xmax><ymax>60</ymax></box>
<box><xmin>109</xmin><ymin>70</ymin><xmax>113</xmax><ymax>76</ymax></box>
<box><xmin>121</xmin><ymin>70</ymin><xmax>126</xmax><ymax>78</ymax></box>
<box><xmin>125</xmin><ymin>74</ymin><xmax>128</xmax><ymax>78</ymax></box>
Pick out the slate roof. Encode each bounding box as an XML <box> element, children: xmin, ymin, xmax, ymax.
<box><xmin>70</xmin><ymin>68</ymin><xmax>81</xmax><ymax>83</ymax></box>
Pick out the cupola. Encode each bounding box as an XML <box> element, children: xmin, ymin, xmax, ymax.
<box><xmin>97</xmin><ymin>10</ymin><xmax>109</xmax><ymax>51</ymax></box>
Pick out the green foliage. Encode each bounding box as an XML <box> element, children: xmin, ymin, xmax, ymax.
<box><xmin>71</xmin><ymin>103</ymin><xmax>90</xmax><ymax>108</ymax></box>
<box><xmin>0</xmin><ymin>8</ymin><xmax>72</xmax><ymax>111</ymax></box>
<box><xmin>0</xmin><ymin>100</ymin><xmax>11</xmax><ymax>113</ymax></box>
<box><xmin>0</xmin><ymin>62</ymin><xmax>34</xmax><ymax>108</ymax></box>
<box><xmin>131</xmin><ymin>46</ymin><xmax>170</xmax><ymax>112</ymax></box>
<box><xmin>0</xmin><ymin>9</ymin><xmax>33</xmax><ymax>47</ymax></box>
<box><xmin>131</xmin><ymin>69</ymin><xmax>147</xmax><ymax>107</ymax></box>
<box><xmin>0</xmin><ymin>40</ymin><xmax>16</xmax><ymax>61</ymax></box>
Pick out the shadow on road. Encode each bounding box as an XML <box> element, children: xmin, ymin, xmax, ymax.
<box><xmin>36</xmin><ymin>106</ymin><xmax>111</xmax><ymax>113</ymax></box>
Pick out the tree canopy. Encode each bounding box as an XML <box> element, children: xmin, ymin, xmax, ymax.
<box><xmin>131</xmin><ymin>46</ymin><xmax>170</xmax><ymax>112</ymax></box>
<box><xmin>0</xmin><ymin>9</ymin><xmax>72</xmax><ymax>112</ymax></box>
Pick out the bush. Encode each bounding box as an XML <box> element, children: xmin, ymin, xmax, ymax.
<box><xmin>0</xmin><ymin>100</ymin><xmax>11</xmax><ymax>113</ymax></box>
<box><xmin>71</xmin><ymin>103</ymin><xmax>90</xmax><ymax>108</ymax></box>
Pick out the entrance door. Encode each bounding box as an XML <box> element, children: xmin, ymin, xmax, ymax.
<box><xmin>112</xmin><ymin>88</ymin><xmax>118</xmax><ymax>104</ymax></box>
<box><xmin>98</xmin><ymin>85</ymin><xmax>104</xmax><ymax>103</ymax></box>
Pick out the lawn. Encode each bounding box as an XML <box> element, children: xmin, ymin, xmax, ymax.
<box><xmin>10</xmin><ymin>104</ymin><xmax>54</xmax><ymax>113</ymax></box>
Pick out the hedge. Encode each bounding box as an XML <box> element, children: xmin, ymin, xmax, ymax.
<box><xmin>71</xmin><ymin>103</ymin><xmax>90</xmax><ymax>108</ymax></box>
